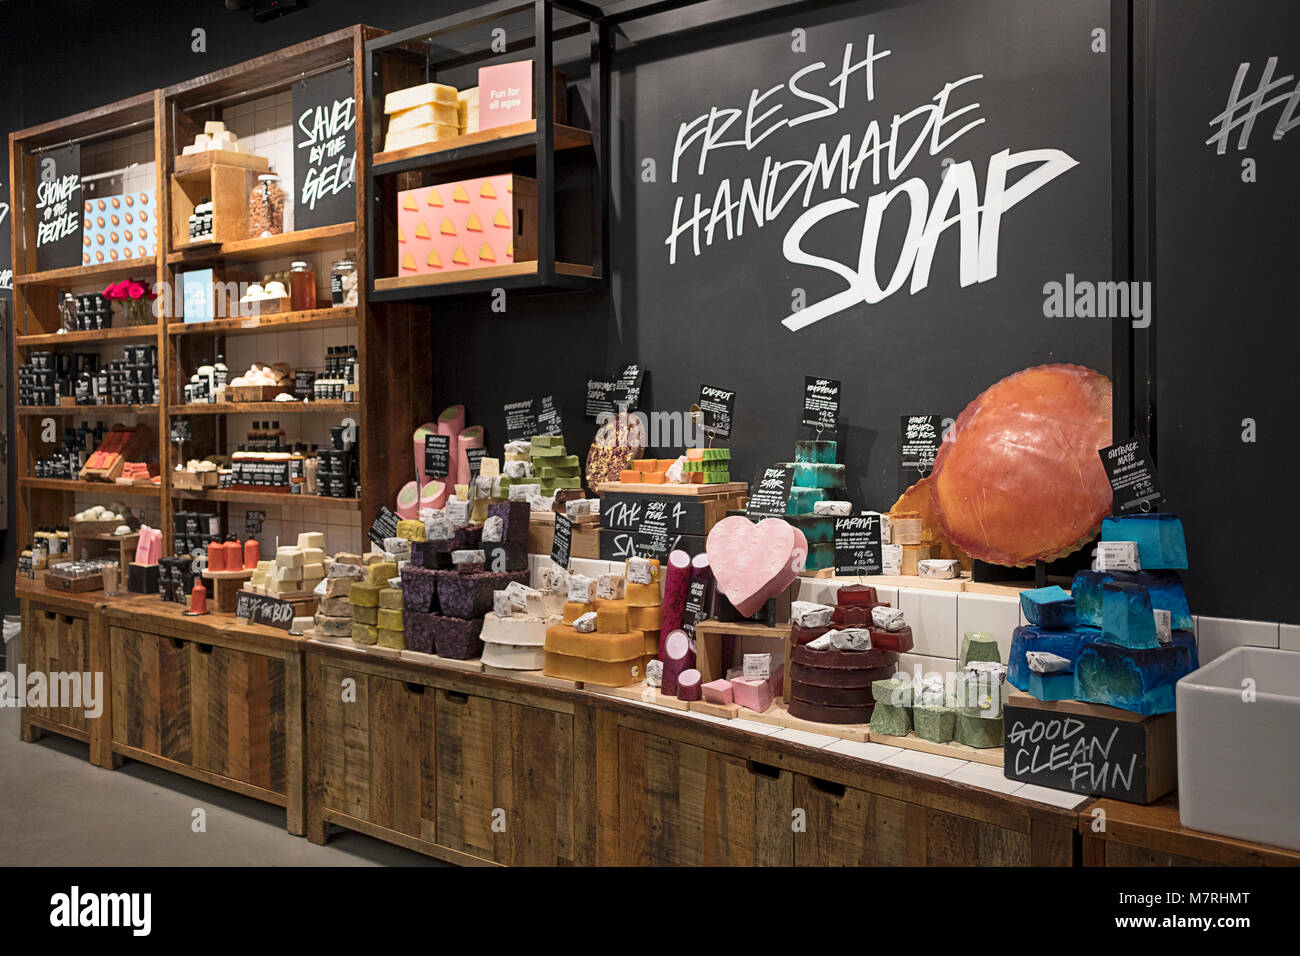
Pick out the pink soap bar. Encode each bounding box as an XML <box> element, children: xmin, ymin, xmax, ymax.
<box><xmin>705</xmin><ymin>516</ymin><xmax>808</xmax><ymax>618</ymax></box>
<box><xmin>478</xmin><ymin>60</ymin><xmax>535</xmax><ymax>131</ymax></box>
<box><xmin>766</xmin><ymin>664</ymin><xmax>784</xmax><ymax>697</ymax></box>
<box><xmin>702</xmin><ymin>679</ymin><xmax>733</xmax><ymax>705</ymax></box>
<box><xmin>730</xmin><ymin>676</ymin><xmax>774</xmax><ymax>713</ymax></box>
<box><xmin>134</xmin><ymin>525</ymin><xmax>152</xmax><ymax>565</ymax></box>
<box><xmin>146</xmin><ymin>526</ymin><xmax>161</xmax><ymax>564</ymax></box>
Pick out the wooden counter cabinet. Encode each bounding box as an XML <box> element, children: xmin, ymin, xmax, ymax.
<box><xmin>18</xmin><ymin>596</ymin><xmax>106</xmax><ymax>757</ymax></box>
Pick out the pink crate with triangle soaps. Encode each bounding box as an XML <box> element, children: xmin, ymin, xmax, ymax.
<box><xmin>395</xmin><ymin>173</ymin><xmax>537</xmax><ymax>277</ymax></box>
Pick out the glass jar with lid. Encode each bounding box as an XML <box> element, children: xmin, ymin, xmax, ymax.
<box><xmin>330</xmin><ymin>258</ymin><xmax>358</xmax><ymax>307</ymax></box>
<box><xmin>288</xmin><ymin>261</ymin><xmax>316</xmax><ymax>312</ymax></box>
<box><xmin>248</xmin><ymin>174</ymin><xmax>285</xmax><ymax>239</ymax></box>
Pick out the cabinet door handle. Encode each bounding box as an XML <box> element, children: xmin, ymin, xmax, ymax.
<box><xmin>748</xmin><ymin>760</ymin><xmax>782</xmax><ymax>779</ymax></box>
<box><xmin>810</xmin><ymin>777</ymin><xmax>847</xmax><ymax>798</ymax></box>
<box><xmin>443</xmin><ymin>690</ymin><xmax>469</xmax><ymax>704</ymax></box>
<box><xmin>405</xmin><ymin>682</ymin><xmax>426</xmax><ymax>695</ymax></box>
<box><xmin>171</xmin><ymin>638</ymin><xmax>185</xmax><ymax>650</ymax></box>
<box><xmin>44</xmin><ymin>611</ymin><xmax>57</xmax><ymax>621</ymax></box>
<box><xmin>63</xmin><ymin>615</ymin><xmax>76</xmax><ymax>625</ymax></box>
<box><xmin>196</xmin><ymin>643</ymin><xmax>214</xmax><ymax>655</ymax></box>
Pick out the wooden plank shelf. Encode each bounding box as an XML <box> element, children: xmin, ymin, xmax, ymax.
<box><xmin>169</xmin><ymin>401</ymin><xmax>358</xmax><ymax>415</ymax></box>
<box><xmin>168</xmin><ymin>307</ymin><xmax>357</xmax><ymax>338</ymax></box>
<box><xmin>371</xmin><ymin>260</ymin><xmax>597</xmax><ymax>301</ymax></box>
<box><xmin>173</xmin><ymin>488</ymin><xmax>360</xmax><ymax>510</ymax></box>
<box><xmin>17</xmin><ymin>404</ymin><xmax>159</xmax><ymax>416</ymax></box>
<box><xmin>16</xmin><ymin>325</ymin><xmax>162</xmax><ymax>348</ymax></box>
<box><xmin>595</xmin><ymin>480</ymin><xmax>747</xmax><ymax>497</ymax></box>
<box><xmin>13</xmin><ymin>259</ymin><xmax>156</xmax><ymax>290</ymax></box>
<box><xmin>166</xmin><ymin>222</ymin><xmax>357</xmax><ymax>265</ymax></box>
<box><xmin>372</xmin><ymin>120</ymin><xmax>592</xmax><ymax>175</ymax></box>
<box><xmin>19</xmin><ymin>477</ymin><xmax>160</xmax><ymax>496</ymax></box>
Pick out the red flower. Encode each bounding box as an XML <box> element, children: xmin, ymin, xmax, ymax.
<box><xmin>126</xmin><ymin>281</ymin><xmax>147</xmax><ymax>299</ymax></box>
<box><xmin>103</xmin><ymin>279</ymin><xmax>130</xmax><ymax>299</ymax></box>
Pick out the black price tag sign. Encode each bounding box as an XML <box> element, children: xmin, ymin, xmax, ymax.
<box><xmin>424</xmin><ymin>434</ymin><xmax>450</xmax><ymax>478</ymax></box>
<box><xmin>614</xmin><ymin>364</ymin><xmax>645</xmax><ymax>411</ymax></box>
<box><xmin>537</xmin><ymin>395</ymin><xmax>563</xmax><ymax>436</ymax></box>
<box><xmin>170</xmin><ymin>419</ymin><xmax>192</xmax><ymax>443</ymax></box>
<box><xmin>698</xmin><ymin>384</ymin><xmax>736</xmax><ymax>439</ymax></box>
<box><xmin>368</xmin><ymin>505</ymin><xmax>399</xmax><ymax>547</ymax></box>
<box><xmin>235</xmin><ymin>591</ymin><xmax>296</xmax><ymax>631</ymax></box>
<box><xmin>681</xmin><ymin>575</ymin><xmax>711</xmax><ymax>640</ymax></box>
<box><xmin>466</xmin><ymin>447</ymin><xmax>488</xmax><ymax>484</ymax></box>
<box><xmin>294</xmin><ymin>370</ymin><xmax>316</xmax><ymax>400</ymax></box>
<box><xmin>834</xmin><ymin>513</ymin><xmax>883</xmax><ymax>576</ymax></box>
<box><xmin>747</xmin><ymin>465</ymin><xmax>793</xmax><ymax>517</ymax></box>
<box><xmin>1099</xmin><ymin>438</ymin><xmax>1166</xmax><ymax>514</ymax></box>
<box><xmin>803</xmin><ymin>376</ymin><xmax>841</xmax><ymax>431</ymax></box>
<box><xmin>900</xmin><ymin>415</ymin><xmax>943</xmax><ymax>472</ymax></box>
<box><xmin>504</xmin><ymin>398</ymin><xmax>537</xmax><ymax>442</ymax></box>
<box><xmin>586</xmin><ymin>376</ymin><xmax>616</xmax><ymax>420</ymax></box>
<box><xmin>245</xmin><ymin>510</ymin><xmax>265</xmax><ymax>535</ymax></box>
<box><xmin>551</xmin><ymin>513</ymin><xmax>572</xmax><ymax>570</ymax></box>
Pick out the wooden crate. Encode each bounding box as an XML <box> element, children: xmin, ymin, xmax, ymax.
<box><xmin>171</xmin><ymin>469</ymin><xmax>218</xmax><ymax>491</ymax></box>
<box><xmin>528</xmin><ymin>512</ymin><xmax>599</xmax><ymax>559</ymax></box>
<box><xmin>173</xmin><ymin>149</ymin><xmax>270</xmax><ymax>177</ymax></box>
<box><xmin>171</xmin><ymin>162</ymin><xmax>260</xmax><ymax>248</ymax></box>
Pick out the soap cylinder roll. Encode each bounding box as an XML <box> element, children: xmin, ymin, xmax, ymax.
<box><xmin>456</xmin><ymin>425</ymin><xmax>484</xmax><ymax>490</ymax></box>
<box><xmin>437</xmin><ymin>405</ymin><xmax>467</xmax><ymax>483</ymax></box>
<box><xmin>658</xmin><ymin>550</ymin><xmax>691</xmax><ymax>650</ymax></box>
<box><xmin>661</xmin><ymin>629</ymin><xmax>695</xmax><ymax>696</ymax></box>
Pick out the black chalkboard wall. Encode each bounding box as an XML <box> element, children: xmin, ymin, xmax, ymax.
<box><xmin>1149</xmin><ymin>0</ymin><xmax>1300</xmax><ymax>624</ymax></box>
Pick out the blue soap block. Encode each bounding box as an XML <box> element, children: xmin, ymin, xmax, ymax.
<box><xmin>1019</xmin><ymin>585</ymin><xmax>1077</xmax><ymax>629</ymax></box>
<box><xmin>803</xmin><ymin>542</ymin><xmax>834</xmax><ymax>570</ymax></box>
<box><xmin>785</xmin><ymin>486</ymin><xmax>826</xmax><ymax>514</ymax></box>
<box><xmin>794</xmin><ymin>440</ymin><xmax>838</xmax><ymax>464</ymax></box>
<box><xmin>1072</xmin><ymin>570</ymin><xmax>1193</xmax><ymax>631</ymax></box>
<box><xmin>1074</xmin><ymin>639</ymin><xmax>1196</xmax><ymax>716</ymax></box>
<box><xmin>1101</xmin><ymin>513</ymin><xmax>1188</xmax><ymax>570</ymax></box>
<box><xmin>787</xmin><ymin>513</ymin><xmax>834</xmax><ymax>544</ymax></box>
<box><xmin>1170</xmin><ymin>629</ymin><xmax>1198</xmax><ymax>670</ymax></box>
<box><xmin>1100</xmin><ymin>582</ymin><xmax>1161</xmax><ymax>649</ymax></box>
<box><xmin>1007</xmin><ymin>624</ymin><xmax>1100</xmax><ymax>691</ymax></box>
<box><xmin>1028</xmin><ymin>671</ymin><xmax>1076</xmax><ymax>701</ymax></box>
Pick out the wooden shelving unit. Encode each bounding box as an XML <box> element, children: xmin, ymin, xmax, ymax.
<box><xmin>13</xmin><ymin>259</ymin><xmax>155</xmax><ymax>290</ymax></box>
<box><xmin>172</xmin><ymin>488</ymin><xmax>360</xmax><ymax>511</ymax></box>
<box><xmin>165</xmin><ymin>222</ymin><xmax>359</xmax><ymax>265</ymax></box>
<box><xmin>167</xmin><ymin>307</ymin><xmax>357</xmax><ymax>338</ymax></box>
<box><xmin>363</xmin><ymin>0</ymin><xmax>609</xmax><ymax>302</ymax></box>
<box><xmin>19</xmin><ymin>477</ymin><xmax>160</xmax><ymax>496</ymax></box>
<box><xmin>15</xmin><ymin>324</ymin><xmax>161</xmax><ymax>348</ymax></box>
<box><xmin>169</xmin><ymin>401</ymin><xmax>359</xmax><ymax>416</ymax></box>
<box><xmin>16</xmin><ymin>404</ymin><xmax>159</xmax><ymax>417</ymax></box>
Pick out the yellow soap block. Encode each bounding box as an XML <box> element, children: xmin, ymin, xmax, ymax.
<box><xmin>350</xmin><ymin>583</ymin><xmax>380</xmax><ymax>607</ymax></box>
<box><xmin>377</xmin><ymin>628</ymin><xmax>405</xmax><ymax>650</ymax></box>
<box><xmin>378</xmin><ymin>608</ymin><xmax>404</xmax><ymax>631</ymax></box>
<box><xmin>544</xmin><ymin>625</ymin><xmax>644</xmax><ymax>662</ymax></box>
<box><xmin>352</xmin><ymin>623</ymin><xmax>378</xmax><ymax>646</ymax></box>
<box><xmin>378</xmin><ymin>588</ymin><xmax>404</xmax><ymax>609</ymax></box>
<box><xmin>562</xmin><ymin>601</ymin><xmax>593</xmax><ymax>625</ymax></box>
<box><xmin>397</xmin><ymin>519</ymin><xmax>426</xmax><ymax>542</ymax></box>
<box><xmin>543</xmin><ymin>651</ymin><xmax>646</xmax><ymax>688</ymax></box>
<box><xmin>625</xmin><ymin>582</ymin><xmax>662</xmax><ymax>607</ymax></box>
<box><xmin>627</xmin><ymin>604</ymin><xmax>662</xmax><ymax>632</ymax></box>
<box><xmin>596</xmin><ymin>603</ymin><xmax>629</xmax><ymax>634</ymax></box>
<box><xmin>353</xmin><ymin>605</ymin><xmax>378</xmax><ymax>625</ymax></box>
<box><xmin>384</xmin><ymin>82</ymin><xmax>458</xmax><ymax>114</ymax></box>
<box><xmin>388</xmin><ymin>101</ymin><xmax>459</xmax><ymax>133</ymax></box>
<box><xmin>642</xmin><ymin>631</ymin><xmax>659</xmax><ymax>656</ymax></box>
<box><xmin>368</xmin><ymin>562</ymin><xmax>398</xmax><ymax>585</ymax></box>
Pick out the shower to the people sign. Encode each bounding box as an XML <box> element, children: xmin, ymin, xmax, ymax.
<box><xmin>663</xmin><ymin>36</ymin><xmax>1078</xmax><ymax>331</ymax></box>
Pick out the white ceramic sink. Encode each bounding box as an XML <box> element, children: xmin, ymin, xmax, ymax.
<box><xmin>1176</xmin><ymin>646</ymin><xmax>1300</xmax><ymax>851</ymax></box>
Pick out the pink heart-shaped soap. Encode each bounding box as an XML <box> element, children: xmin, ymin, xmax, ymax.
<box><xmin>705</xmin><ymin>516</ymin><xmax>808</xmax><ymax>618</ymax></box>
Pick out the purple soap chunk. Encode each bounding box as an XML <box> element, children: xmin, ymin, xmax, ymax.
<box><xmin>456</xmin><ymin>562</ymin><xmax>486</xmax><ymax>575</ymax></box>
<box><xmin>451</xmin><ymin>526</ymin><xmax>483</xmax><ymax>551</ymax></box>
<box><xmin>404</xmin><ymin>610</ymin><xmax>437</xmax><ymax>654</ymax></box>
<box><xmin>411</xmin><ymin>541</ymin><xmax>452</xmax><ymax>569</ymax></box>
<box><xmin>435</xmin><ymin>569</ymin><xmax>527</xmax><ymax>619</ymax></box>
<box><xmin>400</xmin><ymin>565</ymin><xmax>441</xmax><ymax>613</ymax></box>
<box><xmin>432</xmin><ymin>614</ymin><xmax>485</xmax><ymax>659</ymax></box>
<box><xmin>489</xmin><ymin>500</ymin><xmax>531</xmax><ymax>544</ymax></box>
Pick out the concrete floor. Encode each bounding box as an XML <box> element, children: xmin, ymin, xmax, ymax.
<box><xmin>0</xmin><ymin>706</ymin><xmax>444</xmax><ymax>866</ymax></box>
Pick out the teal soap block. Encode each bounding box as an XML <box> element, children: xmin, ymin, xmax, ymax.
<box><xmin>1028</xmin><ymin>671</ymin><xmax>1076</xmax><ymax>701</ymax></box>
<box><xmin>1074</xmin><ymin>640</ymin><xmax>1196</xmax><ymax>716</ymax></box>
<box><xmin>789</xmin><ymin>462</ymin><xmax>846</xmax><ymax>489</ymax></box>
<box><xmin>955</xmin><ymin>712</ymin><xmax>1003</xmax><ymax>749</ymax></box>
<box><xmin>786</xmin><ymin>513</ymin><xmax>834</xmax><ymax>544</ymax></box>
<box><xmin>1102</xmin><ymin>513</ymin><xmax>1187</xmax><ymax>570</ymax></box>
<box><xmin>794</xmin><ymin>439</ymin><xmax>838</xmax><ymax>464</ymax></box>
<box><xmin>1007</xmin><ymin>625</ymin><xmax>1099</xmax><ymax>690</ymax></box>
<box><xmin>1100</xmin><ymin>582</ymin><xmax>1160</xmax><ymax>649</ymax></box>
<box><xmin>959</xmin><ymin>632</ymin><xmax>1002</xmax><ymax>668</ymax></box>
<box><xmin>786</xmin><ymin>486</ymin><xmax>826</xmax><ymax>514</ymax></box>
<box><xmin>1072</xmin><ymin>570</ymin><xmax>1192</xmax><ymax>631</ymax></box>
<box><xmin>803</xmin><ymin>542</ymin><xmax>834</xmax><ymax>571</ymax></box>
<box><xmin>913</xmin><ymin>704</ymin><xmax>956</xmax><ymax>743</ymax></box>
<box><xmin>1019</xmin><ymin>585</ymin><xmax>1077</xmax><ymax>629</ymax></box>
<box><xmin>870</xmin><ymin>703</ymin><xmax>912</xmax><ymax>736</ymax></box>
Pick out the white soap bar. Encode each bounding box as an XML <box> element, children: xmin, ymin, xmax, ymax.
<box><xmin>530</xmin><ymin>496</ymin><xmax>554</xmax><ymax>512</ymax></box>
<box><xmin>1154</xmin><ymin>608</ymin><xmax>1171</xmax><ymax>644</ymax></box>
<box><xmin>504</xmin><ymin>440</ymin><xmax>531</xmax><ymax>460</ymax></box>
<box><xmin>645</xmin><ymin>658</ymin><xmax>663</xmax><ymax>687</ymax></box>
<box><xmin>274</xmin><ymin>564</ymin><xmax>302</xmax><ymax>582</ymax></box>
<box><xmin>565</xmin><ymin>499</ymin><xmax>590</xmax><ymax>518</ymax></box>
<box><xmin>791</xmin><ymin>601</ymin><xmax>833</xmax><ymax>628</ymax></box>
<box><xmin>807</xmin><ymin>633</ymin><xmax>834</xmax><ymax>651</ymax></box>
<box><xmin>918</xmin><ymin>674</ymin><xmax>948</xmax><ymax>706</ymax></box>
<box><xmin>574</xmin><ymin>612</ymin><xmax>597</xmax><ymax>633</ymax></box>
<box><xmin>965</xmin><ymin>660</ymin><xmax>1006</xmax><ymax>681</ymax></box>
<box><xmin>831</xmin><ymin>628</ymin><xmax>873</xmax><ymax>651</ymax></box>
<box><xmin>742</xmin><ymin>653</ymin><xmax>771</xmax><ymax>680</ymax></box>
<box><xmin>458</xmin><ymin>87</ymin><xmax>479</xmax><ymax>109</ymax></box>
<box><xmin>384</xmin><ymin>82</ymin><xmax>458</xmax><ymax>114</ymax></box>
<box><xmin>508</xmin><ymin>484</ymin><xmax>534</xmax><ymax>502</ymax></box>
<box><xmin>861</xmin><ymin>511</ymin><xmax>892</xmax><ymax>545</ymax></box>
<box><xmin>303</xmin><ymin>563</ymin><xmax>325</xmax><ymax>580</ymax></box>
<box><xmin>445</xmin><ymin>499</ymin><xmax>470</xmax><ymax>528</ymax></box>
<box><xmin>1093</xmin><ymin>540</ymin><xmax>1141</xmax><ymax>572</ymax></box>
<box><xmin>203</xmin><ymin>120</ymin><xmax>226</xmax><ymax>135</ymax></box>
<box><xmin>664</xmin><ymin>456</ymin><xmax>687</xmax><ymax>484</ymax></box>
<box><xmin>383</xmin><ymin>123</ymin><xmax>457</xmax><ymax>152</ymax></box>
<box><xmin>301</xmin><ymin>547</ymin><xmax>325</xmax><ymax>566</ymax></box>
<box><xmin>493</xmin><ymin>591</ymin><xmax>513</xmax><ymax>618</ymax></box>
<box><xmin>812</xmin><ymin>500</ymin><xmax>853</xmax><ymax>516</ymax></box>
<box><xmin>871</xmin><ymin>605</ymin><xmax>905</xmax><ymax>631</ymax></box>
<box><xmin>596</xmin><ymin>573</ymin><xmax>625</xmax><ymax>600</ymax></box>
<box><xmin>383</xmin><ymin>537</ymin><xmax>411</xmax><ymax>556</ymax></box>
<box><xmin>291</xmin><ymin>616</ymin><xmax>313</xmax><ymax>634</ymax></box>
<box><xmin>474</xmin><ymin>474</ymin><xmax>496</xmax><ymax>498</ymax></box>
<box><xmin>297</xmin><ymin>532</ymin><xmax>325</xmax><ymax>550</ymax></box>
<box><xmin>627</xmin><ymin>556</ymin><xmax>653</xmax><ymax>585</ymax></box>
<box><xmin>1026</xmin><ymin>651</ymin><xmax>1072</xmax><ymax>675</ymax></box>
<box><xmin>425</xmin><ymin>514</ymin><xmax>453</xmax><ymax>541</ymax></box>
<box><xmin>452</xmin><ymin>549</ymin><xmax>485</xmax><ymax>565</ymax></box>
<box><xmin>567</xmin><ymin>574</ymin><xmax>596</xmax><ymax>603</ymax></box>
<box><xmin>328</xmin><ymin>561</ymin><xmax>365</xmax><ymax>579</ymax></box>
<box><xmin>918</xmin><ymin>558</ymin><xmax>960</xmax><ymax>579</ymax></box>
<box><xmin>276</xmin><ymin>547</ymin><xmax>303</xmax><ymax>568</ymax></box>
<box><xmin>881</xmin><ymin>544</ymin><xmax>902</xmax><ymax>575</ymax></box>
<box><xmin>482</xmin><ymin>516</ymin><xmax>504</xmax><ymax>542</ymax></box>
<box><xmin>388</xmin><ymin>101</ymin><xmax>460</xmax><ymax>134</ymax></box>
<box><xmin>503</xmin><ymin>460</ymin><xmax>530</xmax><ymax>479</ymax></box>
<box><xmin>502</xmin><ymin>580</ymin><xmax>537</xmax><ymax>609</ymax></box>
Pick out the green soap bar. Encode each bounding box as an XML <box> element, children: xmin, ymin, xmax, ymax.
<box><xmin>702</xmin><ymin>447</ymin><xmax>730</xmax><ymax>460</ymax></box>
<box><xmin>537</xmin><ymin>466</ymin><xmax>557</xmax><ymax>479</ymax></box>
<box><xmin>353</xmin><ymin>605</ymin><xmax>378</xmax><ymax>625</ymax></box>
<box><xmin>955</xmin><ymin>713</ymin><xmax>1003</xmax><ymax>749</ymax></box>
<box><xmin>960</xmin><ymin>632</ymin><xmax>1002</xmax><ymax>667</ymax></box>
<box><xmin>913</xmin><ymin>704</ymin><xmax>956</xmax><ymax>744</ymax></box>
<box><xmin>531</xmin><ymin>444</ymin><xmax>566</xmax><ymax>457</ymax></box>
<box><xmin>512</xmin><ymin>477</ymin><xmax>541</xmax><ymax>486</ymax></box>
<box><xmin>872</xmin><ymin>678</ymin><xmax>913</xmax><ymax>707</ymax></box>
<box><xmin>556</xmin><ymin>454</ymin><xmax>579</xmax><ymax>468</ymax></box>
<box><xmin>870</xmin><ymin>702</ymin><xmax>912</xmax><ymax>737</ymax></box>
<box><xmin>350</xmin><ymin>583</ymin><xmax>380</xmax><ymax>607</ymax></box>
<box><xmin>377</xmin><ymin>628</ymin><xmax>405</xmax><ymax>650</ymax></box>
<box><xmin>683</xmin><ymin>461</ymin><xmax>703</xmax><ymax>472</ymax></box>
<box><xmin>550</xmin><ymin>464</ymin><xmax>580</xmax><ymax>478</ymax></box>
<box><xmin>553</xmin><ymin>477</ymin><xmax>581</xmax><ymax>489</ymax></box>
<box><xmin>703</xmin><ymin>472</ymin><xmax>731</xmax><ymax>483</ymax></box>
<box><xmin>529</xmin><ymin>435</ymin><xmax>562</xmax><ymax>448</ymax></box>
<box><xmin>378</xmin><ymin>608</ymin><xmax>404</xmax><ymax>630</ymax></box>
<box><xmin>378</xmin><ymin>588</ymin><xmax>403</xmax><ymax>609</ymax></box>
<box><xmin>351</xmin><ymin>623</ymin><xmax>377</xmax><ymax>645</ymax></box>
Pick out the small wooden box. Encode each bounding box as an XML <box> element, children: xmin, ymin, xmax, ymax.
<box><xmin>230</xmin><ymin>384</ymin><xmax>285</xmax><ymax>402</ymax></box>
<box><xmin>528</xmin><ymin>512</ymin><xmax>599</xmax><ymax>559</ymax></box>
<box><xmin>44</xmin><ymin>570</ymin><xmax>103</xmax><ymax>593</ymax></box>
<box><xmin>171</xmin><ymin>469</ymin><xmax>219</xmax><ymax>490</ymax></box>
<box><xmin>171</xmin><ymin>163</ymin><xmax>261</xmax><ymax>248</ymax></box>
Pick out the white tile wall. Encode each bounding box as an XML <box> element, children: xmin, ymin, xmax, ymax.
<box><xmin>1194</xmin><ymin>616</ymin><xmax>1280</xmax><ymax>664</ymax></box>
<box><xmin>956</xmin><ymin>592</ymin><xmax>1020</xmax><ymax>663</ymax></box>
<box><xmin>898</xmin><ymin>589</ymin><xmax>958</xmax><ymax>659</ymax></box>
<box><xmin>896</xmin><ymin>652</ymin><xmax>959</xmax><ymax>688</ymax></box>
<box><xmin>1282</xmin><ymin>625</ymin><xmax>1300</xmax><ymax>653</ymax></box>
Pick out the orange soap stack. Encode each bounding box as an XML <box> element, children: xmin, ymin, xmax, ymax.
<box><xmin>619</xmin><ymin>458</ymin><xmax>676</xmax><ymax>485</ymax></box>
<box><xmin>120</xmin><ymin>462</ymin><xmax>156</xmax><ymax>484</ymax></box>
<box><xmin>543</xmin><ymin>563</ymin><xmax>662</xmax><ymax>685</ymax></box>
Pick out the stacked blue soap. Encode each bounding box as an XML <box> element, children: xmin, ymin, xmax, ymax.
<box><xmin>1019</xmin><ymin>585</ymin><xmax>1077</xmax><ymax>629</ymax></box>
<box><xmin>1102</xmin><ymin>513</ymin><xmax>1188</xmax><ymax>570</ymax></box>
<box><xmin>1075</xmin><ymin>635</ymin><xmax>1197</xmax><ymax>716</ymax></box>
<box><xmin>1007</xmin><ymin>625</ymin><xmax>1099</xmax><ymax>691</ymax></box>
<box><xmin>1028</xmin><ymin>671</ymin><xmax>1076</xmax><ymax>701</ymax></box>
<box><xmin>1100</xmin><ymin>581</ymin><xmax>1161</xmax><ymax>649</ymax></box>
<box><xmin>1072</xmin><ymin>570</ymin><xmax>1193</xmax><ymax>631</ymax></box>
<box><xmin>786</xmin><ymin>486</ymin><xmax>826</xmax><ymax>515</ymax></box>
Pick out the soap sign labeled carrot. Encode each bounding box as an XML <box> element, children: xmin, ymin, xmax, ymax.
<box><xmin>698</xmin><ymin>383</ymin><xmax>736</xmax><ymax>439</ymax></box>
<box><xmin>292</xmin><ymin>66</ymin><xmax>356</xmax><ymax>229</ymax></box>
